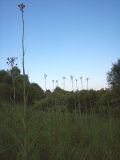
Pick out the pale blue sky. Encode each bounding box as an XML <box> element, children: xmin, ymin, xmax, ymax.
<box><xmin>0</xmin><ymin>0</ymin><xmax>120</xmax><ymax>91</ymax></box>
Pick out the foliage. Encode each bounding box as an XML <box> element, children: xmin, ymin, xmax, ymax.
<box><xmin>1</xmin><ymin>58</ymin><xmax>120</xmax><ymax>111</ymax></box>
<box><xmin>107</xmin><ymin>59</ymin><xmax>120</xmax><ymax>87</ymax></box>
<box><xmin>27</xmin><ymin>83</ymin><xmax>45</xmax><ymax>105</ymax></box>
<box><xmin>0</xmin><ymin>66</ymin><xmax>120</xmax><ymax>113</ymax></box>
<box><xmin>0</xmin><ymin>68</ymin><xmax>44</xmax><ymax>105</ymax></box>
<box><xmin>0</xmin><ymin>59</ymin><xmax>120</xmax><ymax>159</ymax></box>
<box><xmin>0</xmin><ymin>106</ymin><xmax>120</xmax><ymax>160</ymax></box>
<box><xmin>107</xmin><ymin>59</ymin><xmax>120</xmax><ymax>95</ymax></box>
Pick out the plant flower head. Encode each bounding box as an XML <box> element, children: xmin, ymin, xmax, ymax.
<box><xmin>18</xmin><ymin>3</ymin><xmax>25</xmax><ymax>12</ymax></box>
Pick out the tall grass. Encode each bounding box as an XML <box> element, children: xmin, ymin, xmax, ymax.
<box><xmin>0</xmin><ymin>105</ymin><xmax>120</xmax><ymax>160</ymax></box>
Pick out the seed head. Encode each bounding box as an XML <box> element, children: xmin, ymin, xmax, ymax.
<box><xmin>18</xmin><ymin>3</ymin><xmax>25</xmax><ymax>12</ymax></box>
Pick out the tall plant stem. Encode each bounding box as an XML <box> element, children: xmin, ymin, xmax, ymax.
<box><xmin>22</xmin><ymin>11</ymin><xmax>27</xmax><ymax>159</ymax></box>
<box><xmin>18</xmin><ymin>3</ymin><xmax>27</xmax><ymax>160</ymax></box>
<box><xmin>22</xmin><ymin>10</ymin><xmax>26</xmax><ymax>118</ymax></box>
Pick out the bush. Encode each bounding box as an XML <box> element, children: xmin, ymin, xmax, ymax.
<box><xmin>34</xmin><ymin>97</ymin><xmax>55</xmax><ymax>111</ymax></box>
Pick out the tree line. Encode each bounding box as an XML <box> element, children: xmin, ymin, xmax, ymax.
<box><xmin>0</xmin><ymin>58</ymin><xmax>120</xmax><ymax>114</ymax></box>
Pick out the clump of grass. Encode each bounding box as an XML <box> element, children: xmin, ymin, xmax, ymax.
<box><xmin>0</xmin><ymin>105</ymin><xmax>120</xmax><ymax>160</ymax></box>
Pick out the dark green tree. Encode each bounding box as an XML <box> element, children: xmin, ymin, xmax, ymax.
<box><xmin>0</xmin><ymin>70</ymin><xmax>11</xmax><ymax>104</ymax></box>
<box><xmin>27</xmin><ymin>83</ymin><xmax>45</xmax><ymax>105</ymax></box>
<box><xmin>107</xmin><ymin>59</ymin><xmax>120</xmax><ymax>105</ymax></box>
<box><xmin>107</xmin><ymin>59</ymin><xmax>120</xmax><ymax>88</ymax></box>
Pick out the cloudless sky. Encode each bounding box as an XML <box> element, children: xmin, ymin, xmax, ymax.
<box><xmin>0</xmin><ymin>0</ymin><xmax>120</xmax><ymax>91</ymax></box>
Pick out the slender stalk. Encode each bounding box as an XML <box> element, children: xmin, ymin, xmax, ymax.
<box><xmin>52</xmin><ymin>80</ymin><xmax>54</xmax><ymax>91</ymax></box>
<box><xmin>56</xmin><ymin>80</ymin><xmax>58</xmax><ymax>87</ymax></box>
<box><xmin>22</xmin><ymin>9</ymin><xmax>26</xmax><ymax>118</ymax></box>
<box><xmin>86</xmin><ymin>78</ymin><xmax>89</xmax><ymax>90</ymax></box>
<box><xmin>13</xmin><ymin>78</ymin><xmax>16</xmax><ymax>105</ymax></box>
<box><xmin>44</xmin><ymin>74</ymin><xmax>47</xmax><ymax>91</ymax></box>
<box><xmin>62</xmin><ymin>76</ymin><xmax>65</xmax><ymax>90</ymax></box>
<box><xmin>18</xmin><ymin>3</ymin><xmax>27</xmax><ymax>160</ymax></box>
<box><xmin>22</xmin><ymin>11</ymin><xmax>25</xmax><ymax>76</ymax></box>
<box><xmin>79</xmin><ymin>76</ymin><xmax>83</xmax><ymax>90</ymax></box>
<box><xmin>71</xmin><ymin>75</ymin><xmax>73</xmax><ymax>91</ymax></box>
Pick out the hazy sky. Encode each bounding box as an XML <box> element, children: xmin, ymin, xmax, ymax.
<box><xmin>0</xmin><ymin>0</ymin><xmax>120</xmax><ymax>91</ymax></box>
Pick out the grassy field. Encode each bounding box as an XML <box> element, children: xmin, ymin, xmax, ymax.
<box><xmin>0</xmin><ymin>105</ymin><xmax>120</xmax><ymax>160</ymax></box>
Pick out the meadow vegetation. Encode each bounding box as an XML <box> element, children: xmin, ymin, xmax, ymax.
<box><xmin>0</xmin><ymin>59</ymin><xmax>120</xmax><ymax>160</ymax></box>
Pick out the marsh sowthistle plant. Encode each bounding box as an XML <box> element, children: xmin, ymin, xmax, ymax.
<box><xmin>52</xmin><ymin>80</ymin><xmax>54</xmax><ymax>91</ymax></box>
<box><xmin>75</xmin><ymin>79</ymin><xmax>78</xmax><ymax>91</ymax></box>
<box><xmin>79</xmin><ymin>76</ymin><xmax>83</xmax><ymax>90</ymax></box>
<box><xmin>18</xmin><ymin>3</ymin><xmax>27</xmax><ymax>160</ymax></box>
<box><xmin>86</xmin><ymin>77</ymin><xmax>89</xmax><ymax>90</ymax></box>
<box><xmin>71</xmin><ymin>75</ymin><xmax>74</xmax><ymax>91</ymax></box>
<box><xmin>18</xmin><ymin>3</ymin><xmax>26</xmax><ymax>116</ymax></box>
<box><xmin>44</xmin><ymin>73</ymin><xmax>47</xmax><ymax>91</ymax></box>
<box><xmin>7</xmin><ymin>57</ymin><xmax>17</xmax><ymax>105</ymax></box>
<box><xmin>62</xmin><ymin>76</ymin><xmax>65</xmax><ymax>90</ymax></box>
<box><xmin>56</xmin><ymin>80</ymin><xmax>58</xmax><ymax>87</ymax></box>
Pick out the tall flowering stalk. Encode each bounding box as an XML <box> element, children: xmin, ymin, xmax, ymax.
<box><xmin>71</xmin><ymin>75</ymin><xmax>74</xmax><ymax>91</ymax></box>
<box><xmin>75</xmin><ymin>79</ymin><xmax>78</xmax><ymax>91</ymax></box>
<box><xmin>18</xmin><ymin>3</ymin><xmax>26</xmax><ymax>115</ymax></box>
<box><xmin>44</xmin><ymin>74</ymin><xmax>47</xmax><ymax>91</ymax></box>
<box><xmin>86</xmin><ymin>77</ymin><xmax>89</xmax><ymax>90</ymax></box>
<box><xmin>62</xmin><ymin>76</ymin><xmax>65</xmax><ymax>90</ymax></box>
<box><xmin>52</xmin><ymin>80</ymin><xmax>54</xmax><ymax>91</ymax></box>
<box><xmin>18</xmin><ymin>3</ymin><xmax>25</xmax><ymax>75</ymax></box>
<box><xmin>79</xmin><ymin>76</ymin><xmax>83</xmax><ymax>90</ymax></box>
<box><xmin>56</xmin><ymin>80</ymin><xmax>58</xmax><ymax>87</ymax></box>
<box><xmin>18</xmin><ymin>3</ymin><xmax>27</xmax><ymax>160</ymax></box>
